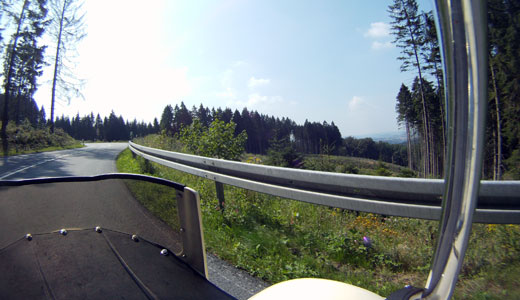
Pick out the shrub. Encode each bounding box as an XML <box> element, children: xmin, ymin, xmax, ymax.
<box><xmin>178</xmin><ymin>119</ymin><xmax>247</xmax><ymax>161</ymax></box>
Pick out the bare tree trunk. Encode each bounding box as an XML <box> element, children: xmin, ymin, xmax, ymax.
<box><xmin>439</xmin><ymin>92</ymin><xmax>446</xmax><ymax>176</ymax></box>
<box><xmin>490</xmin><ymin>61</ymin><xmax>502</xmax><ymax>180</ymax></box>
<box><xmin>50</xmin><ymin>0</ymin><xmax>69</xmax><ymax>133</ymax></box>
<box><xmin>15</xmin><ymin>88</ymin><xmax>21</xmax><ymax>125</ymax></box>
<box><xmin>433</xmin><ymin>61</ymin><xmax>446</xmax><ymax>176</ymax></box>
<box><xmin>429</xmin><ymin>121</ymin><xmax>436</xmax><ymax>177</ymax></box>
<box><xmin>418</xmin><ymin>77</ymin><xmax>431</xmax><ymax>177</ymax></box>
<box><xmin>413</xmin><ymin>130</ymin><xmax>420</xmax><ymax>172</ymax></box>
<box><xmin>406</xmin><ymin>122</ymin><xmax>413</xmax><ymax>169</ymax></box>
<box><xmin>492</xmin><ymin>128</ymin><xmax>497</xmax><ymax>180</ymax></box>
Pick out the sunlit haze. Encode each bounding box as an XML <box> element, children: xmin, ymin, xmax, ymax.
<box><xmin>33</xmin><ymin>0</ymin><xmax>433</xmax><ymax>137</ymax></box>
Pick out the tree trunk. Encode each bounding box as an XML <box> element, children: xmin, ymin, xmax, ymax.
<box><xmin>418</xmin><ymin>77</ymin><xmax>431</xmax><ymax>177</ymax></box>
<box><xmin>490</xmin><ymin>61</ymin><xmax>502</xmax><ymax>180</ymax></box>
<box><xmin>433</xmin><ymin>61</ymin><xmax>446</xmax><ymax>176</ymax></box>
<box><xmin>406</xmin><ymin>122</ymin><xmax>413</xmax><ymax>169</ymax></box>
<box><xmin>492</xmin><ymin>127</ymin><xmax>497</xmax><ymax>180</ymax></box>
<box><xmin>429</xmin><ymin>121</ymin><xmax>436</xmax><ymax>177</ymax></box>
<box><xmin>1</xmin><ymin>0</ymin><xmax>29</xmax><ymax>155</ymax></box>
<box><xmin>439</xmin><ymin>90</ymin><xmax>446</xmax><ymax>176</ymax></box>
<box><xmin>401</xmin><ymin>0</ymin><xmax>431</xmax><ymax>177</ymax></box>
<box><xmin>50</xmin><ymin>0</ymin><xmax>69</xmax><ymax>133</ymax></box>
<box><xmin>15</xmin><ymin>88</ymin><xmax>21</xmax><ymax>126</ymax></box>
<box><xmin>413</xmin><ymin>130</ymin><xmax>420</xmax><ymax>171</ymax></box>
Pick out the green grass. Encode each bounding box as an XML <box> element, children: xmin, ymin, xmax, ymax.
<box><xmin>117</xmin><ymin>139</ymin><xmax>520</xmax><ymax>299</ymax></box>
<box><xmin>303</xmin><ymin>154</ymin><xmax>415</xmax><ymax>177</ymax></box>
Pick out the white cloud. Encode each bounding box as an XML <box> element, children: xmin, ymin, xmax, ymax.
<box><xmin>371</xmin><ymin>41</ymin><xmax>393</xmax><ymax>50</ymax></box>
<box><xmin>248</xmin><ymin>93</ymin><xmax>280</xmax><ymax>106</ymax></box>
<box><xmin>216</xmin><ymin>87</ymin><xmax>236</xmax><ymax>100</ymax></box>
<box><xmin>231</xmin><ymin>93</ymin><xmax>283</xmax><ymax>108</ymax></box>
<box><xmin>348</xmin><ymin>96</ymin><xmax>365</xmax><ymax>110</ymax></box>
<box><xmin>214</xmin><ymin>67</ymin><xmax>238</xmax><ymax>100</ymax></box>
<box><xmin>248</xmin><ymin>77</ymin><xmax>270</xmax><ymax>88</ymax></box>
<box><xmin>363</xmin><ymin>22</ymin><xmax>393</xmax><ymax>51</ymax></box>
<box><xmin>364</xmin><ymin>22</ymin><xmax>390</xmax><ymax>38</ymax></box>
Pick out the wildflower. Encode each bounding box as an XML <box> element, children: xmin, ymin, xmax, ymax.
<box><xmin>363</xmin><ymin>236</ymin><xmax>372</xmax><ymax>248</ymax></box>
<box><xmin>486</xmin><ymin>224</ymin><xmax>497</xmax><ymax>232</ymax></box>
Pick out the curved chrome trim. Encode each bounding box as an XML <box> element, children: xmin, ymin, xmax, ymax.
<box><xmin>0</xmin><ymin>173</ymin><xmax>185</xmax><ymax>191</ymax></box>
<box><xmin>425</xmin><ymin>1</ymin><xmax>487</xmax><ymax>299</ymax></box>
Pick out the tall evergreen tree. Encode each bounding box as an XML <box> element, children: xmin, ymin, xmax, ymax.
<box><xmin>95</xmin><ymin>113</ymin><xmax>103</xmax><ymax>140</ymax></box>
<box><xmin>173</xmin><ymin>101</ymin><xmax>192</xmax><ymax>133</ymax></box>
<box><xmin>160</xmin><ymin>104</ymin><xmax>173</xmax><ymax>135</ymax></box>
<box><xmin>486</xmin><ymin>0</ymin><xmax>520</xmax><ymax>179</ymax></box>
<box><xmin>422</xmin><ymin>11</ymin><xmax>446</xmax><ymax>164</ymax></box>
<box><xmin>152</xmin><ymin>117</ymin><xmax>160</xmax><ymax>134</ymax></box>
<box><xmin>388</xmin><ymin>0</ymin><xmax>432</xmax><ymax>176</ymax></box>
<box><xmin>1</xmin><ymin>0</ymin><xmax>48</xmax><ymax>154</ymax></box>
<box><xmin>195</xmin><ymin>103</ymin><xmax>211</xmax><ymax>127</ymax></box>
<box><xmin>396</xmin><ymin>83</ymin><xmax>414</xmax><ymax>169</ymax></box>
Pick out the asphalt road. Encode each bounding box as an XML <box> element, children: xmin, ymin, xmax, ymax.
<box><xmin>0</xmin><ymin>143</ymin><xmax>127</xmax><ymax>179</ymax></box>
<box><xmin>0</xmin><ymin>143</ymin><xmax>269</xmax><ymax>299</ymax></box>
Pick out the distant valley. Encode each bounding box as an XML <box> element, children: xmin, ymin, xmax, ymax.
<box><xmin>351</xmin><ymin>131</ymin><xmax>407</xmax><ymax>144</ymax></box>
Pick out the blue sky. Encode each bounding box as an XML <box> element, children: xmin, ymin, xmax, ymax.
<box><xmin>33</xmin><ymin>0</ymin><xmax>434</xmax><ymax>137</ymax></box>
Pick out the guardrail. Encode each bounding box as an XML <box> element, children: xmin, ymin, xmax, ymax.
<box><xmin>129</xmin><ymin>141</ymin><xmax>520</xmax><ymax>224</ymax></box>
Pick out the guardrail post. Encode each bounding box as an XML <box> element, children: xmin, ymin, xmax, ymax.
<box><xmin>215</xmin><ymin>181</ymin><xmax>225</xmax><ymax>211</ymax></box>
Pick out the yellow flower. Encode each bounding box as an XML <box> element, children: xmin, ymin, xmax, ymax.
<box><xmin>486</xmin><ymin>224</ymin><xmax>497</xmax><ymax>232</ymax></box>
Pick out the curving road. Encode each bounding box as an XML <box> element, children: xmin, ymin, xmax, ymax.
<box><xmin>0</xmin><ymin>143</ymin><xmax>127</xmax><ymax>179</ymax></box>
<box><xmin>0</xmin><ymin>143</ymin><xmax>269</xmax><ymax>299</ymax></box>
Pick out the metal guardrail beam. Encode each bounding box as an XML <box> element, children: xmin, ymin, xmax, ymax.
<box><xmin>129</xmin><ymin>142</ymin><xmax>520</xmax><ymax>224</ymax></box>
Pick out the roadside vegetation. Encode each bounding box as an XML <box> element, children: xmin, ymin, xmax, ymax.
<box><xmin>1</xmin><ymin>120</ymin><xmax>83</xmax><ymax>156</ymax></box>
<box><xmin>117</xmin><ymin>121</ymin><xmax>520</xmax><ymax>299</ymax></box>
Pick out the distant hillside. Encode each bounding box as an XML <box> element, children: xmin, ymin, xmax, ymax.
<box><xmin>352</xmin><ymin>131</ymin><xmax>407</xmax><ymax>144</ymax></box>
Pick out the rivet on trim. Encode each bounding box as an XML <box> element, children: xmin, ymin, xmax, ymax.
<box><xmin>95</xmin><ymin>226</ymin><xmax>102</xmax><ymax>233</ymax></box>
<box><xmin>131</xmin><ymin>235</ymin><xmax>139</xmax><ymax>242</ymax></box>
<box><xmin>59</xmin><ymin>229</ymin><xmax>68</xmax><ymax>236</ymax></box>
<box><xmin>25</xmin><ymin>234</ymin><xmax>32</xmax><ymax>241</ymax></box>
<box><xmin>160</xmin><ymin>249</ymin><xmax>168</xmax><ymax>256</ymax></box>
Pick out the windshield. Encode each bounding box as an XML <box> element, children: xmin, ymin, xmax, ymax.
<box><xmin>0</xmin><ymin>175</ymin><xmax>233</xmax><ymax>299</ymax></box>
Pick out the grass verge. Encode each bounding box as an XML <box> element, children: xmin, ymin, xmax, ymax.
<box><xmin>117</xmin><ymin>147</ymin><xmax>520</xmax><ymax>299</ymax></box>
<box><xmin>2</xmin><ymin>121</ymin><xmax>84</xmax><ymax>156</ymax></box>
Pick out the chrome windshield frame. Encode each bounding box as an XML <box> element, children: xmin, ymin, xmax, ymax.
<box><xmin>424</xmin><ymin>1</ymin><xmax>488</xmax><ymax>299</ymax></box>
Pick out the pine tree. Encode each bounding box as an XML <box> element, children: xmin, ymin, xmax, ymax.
<box><xmin>172</xmin><ymin>102</ymin><xmax>192</xmax><ymax>134</ymax></box>
<box><xmin>160</xmin><ymin>105</ymin><xmax>173</xmax><ymax>135</ymax></box>
<box><xmin>388</xmin><ymin>0</ymin><xmax>432</xmax><ymax>176</ymax></box>
<box><xmin>487</xmin><ymin>0</ymin><xmax>520</xmax><ymax>179</ymax></box>
<box><xmin>1</xmin><ymin>0</ymin><xmax>48</xmax><ymax>154</ymax></box>
<box><xmin>422</xmin><ymin>11</ymin><xmax>446</xmax><ymax>167</ymax></box>
<box><xmin>95</xmin><ymin>113</ymin><xmax>103</xmax><ymax>140</ymax></box>
<box><xmin>396</xmin><ymin>83</ymin><xmax>415</xmax><ymax>169</ymax></box>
